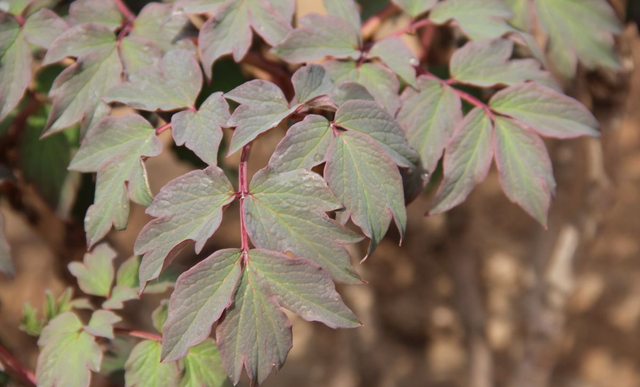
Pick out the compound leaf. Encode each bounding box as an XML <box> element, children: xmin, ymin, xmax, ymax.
<box><xmin>67</xmin><ymin>0</ymin><xmax>122</xmax><ymax>31</ymax></box>
<box><xmin>69</xmin><ymin>114</ymin><xmax>162</xmax><ymax>247</ymax></box>
<box><xmin>0</xmin><ymin>15</ymin><xmax>31</xmax><ymax>121</ymax></box>
<box><xmin>104</xmin><ymin>49</ymin><xmax>202</xmax><ymax>111</ymax></box>
<box><xmin>244</xmin><ymin>169</ymin><xmax>363</xmax><ymax>284</ymax></box>
<box><xmin>102</xmin><ymin>285</ymin><xmax>138</xmax><ymax>310</ymax></box>
<box><xmin>493</xmin><ymin>116</ymin><xmax>556</xmax><ymax>226</ymax></box>
<box><xmin>23</xmin><ymin>9</ymin><xmax>68</xmax><ymax>49</ymax></box>
<box><xmin>225</xmin><ymin>80</ymin><xmax>300</xmax><ymax>155</ymax></box>
<box><xmin>450</xmin><ymin>39</ymin><xmax>559</xmax><ymax>90</ymax></box>
<box><xmin>125</xmin><ymin>340</ymin><xmax>180</xmax><ymax>387</ymax></box>
<box><xmin>330</xmin><ymin>82</ymin><xmax>375</xmax><ymax>106</ymax></box>
<box><xmin>369</xmin><ymin>37</ymin><xmax>418</xmax><ymax>88</ymax></box>
<box><xmin>86</xmin><ymin>310</ymin><xmax>121</xmax><ymax>339</ymax></box>
<box><xmin>335</xmin><ymin>100</ymin><xmax>419</xmax><ymax>167</ymax></box>
<box><xmin>0</xmin><ymin>213</ymin><xmax>13</xmax><ymax>277</ymax></box>
<box><xmin>272</xmin><ymin>13</ymin><xmax>360</xmax><ymax>64</ymax></box>
<box><xmin>429</xmin><ymin>0</ymin><xmax>514</xmax><ymax>40</ymax></box>
<box><xmin>135</xmin><ymin>167</ymin><xmax>236</xmax><ymax>287</ymax></box>
<box><xmin>180</xmin><ymin>339</ymin><xmax>231</xmax><ymax>387</ymax></box>
<box><xmin>397</xmin><ymin>76</ymin><xmax>462</xmax><ymax>173</ymax></box>
<box><xmin>36</xmin><ymin>312</ymin><xmax>102</xmax><ymax>387</ymax></box>
<box><xmin>489</xmin><ymin>82</ymin><xmax>600</xmax><ymax>138</ymax></box>
<box><xmin>322</xmin><ymin>0</ymin><xmax>362</xmax><ymax>40</ymax></box>
<box><xmin>171</xmin><ymin>92</ymin><xmax>230</xmax><ymax>166</ymax></box>
<box><xmin>268</xmin><ymin>115</ymin><xmax>333</xmax><ymax>173</ymax></box>
<box><xmin>118</xmin><ymin>36</ymin><xmax>162</xmax><ymax>74</ymax></box>
<box><xmin>130</xmin><ymin>2</ymin><xmax>196</xmax><ymax>54</ymax></box>
<box><xmin>392</xmin><ymin>0</ymin><xmax>437</xmax><ymax>17</ymax></box>
<box><xmin>430</xmin><ymin>108</ymin><xmax>494</xmax><ymax>215</ymax></box>
<box><xmin>291</xmin><ymin>64</ymin><xmax>334</xmax><ymax>105</ymax></box>
<box><xmin>43</xmin><ymin>24</ymin><xmax>116</xmax><ymax>66</ymax></box>
<box><xmin>68</xmin><ymin>243</ymin><xmax>116</xmax><ymax>297</ymax></box>
<box><xmin>161</xmin><ymin>249</ymin><xmax>243</xmax><ymax>362</ymax></box>
<box><xmin>325</xmin><ymin>130</ymin><xmax>406</xmax><ymax>257</ymax></box>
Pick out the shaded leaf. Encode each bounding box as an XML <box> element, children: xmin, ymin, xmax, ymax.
<box><xmin>330</xmin><ymin>81</ymin><xmax>375</xmax><ymax>106</ymax></box>
<box><xmin>67</xmin><ymin>0</ymin><xmax>122</xmax><ymax>31</ymax></box>
<box><xmin>180</xmin><ymin>339</ymin><xmax>231</xmax><ymax>387</ymax></box>
<box><xmin>369</xmin><ymin>37</ymin><xmax>418</xmax><ymax>88</ymax></box>
<box><xmin>118</xmin><ymin>36</ymin><xmax>162</xmax><ymax>74</ymax></box>
<box><xmin>0</xmin><ymin>213</ymin><xmax>13</xmax><ymax>277</ymax></box>
<box><xmin>392</xmin><ymin>0</ymin><xmax>437</xmax><ymax>17</ymax></box>
<box><xmin>493</xmin><ymin>116</ymin><xmax>555</xmax><ymax>226</ymax></box>
<box><xmin>244</xmin><ymin>169</ymin><xmax>363</xmax><ymax>284</ymax></box>
<box><xmin>268</xmin><ymin>115</ymin><xmax>332</xmax><ymax>173</ymax></box>
<box><xmin>130</xmin><ymin>2</ymin><xmax>196</xmax><ymax>54</ymax></box>
<box><xmin>135</xmin><ymin>167</ymin><xmax>236</xmax><ymax>287</ymax></box>
<box><xmin>430</xmin><ymin>108</ymin><xmax>494</xmax><ymax>215</ymax></box>
<box><xmin>102</xmin><ymin>285</ymin><xmax>138</xmax><ymax>310</ymax></box>
<box><xmin>291</xmin><ymin>64</ymin><xmax>334</xmax><ymax>105</ymax></box>
<box><xmin>397</xmin><ymin>76</ymin><xmax>462</xmax><ymax>172</ymax></box>
<box><xmin>42</xmin><ymin>24</ymin><xmax>116</xmax><ymax>66</ymax></box>
<box><xmin>429</xmin><ymin>0</ymin><xmax>514</xmax><ymax>40</ymax></box>
<box><xmin>0</xmin><ymin>15</ymin><xmax>31</xmax><ymax>121</ymax></box>
<box><xmin>86</xmin><ymin>310</ymin><xmax>121</xmax><ymax>339</ymax></box>
<box><xmin>20</xmin><ymin>302</ymin><xmax>44</xmax><ymax>336</ymax></box>
<box><xmin>172</xmin><ymin>92</ymin><xmax>230</xmax><ymax>165</ymax></box>
<box><xmin>325</xmin><ymin>130</ymin><xmax>406</xmax><ymax>257</ymax></box>
<box><xmin>104</xmin><ymin>49</ymin><xmax>202</xmax><ymax>111</ymax></box>
<box><xmin>125</xmin><ymin>340</ymin><xmax>180</xmax><ymax>387</ymax></box>
<box><xmin>23</xmin><ymin>9</ymin><xmax>68</xmax><ymax>49</ymax></box>
<box><xmin>489</xmin><ymin>82</ymin><xmax>600</xmax><ymax>138</ymax></box>
<box><xmin>161</xmin><ymin>249</ymin><xmax>243</xmax><ymax>362</ymax></box>
<box><xmin>152</xmin><ymin>300</ymin><xmax>169</xmax><ymax>334</ymax></box>
<box><xmin>68</xmin><ymin>243</ymin><xmax>116</xmax><ymax>297</ymax></box>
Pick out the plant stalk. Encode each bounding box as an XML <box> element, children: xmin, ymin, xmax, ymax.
<box><xmin>0</xmin><ymin>342</ymin><xmax>37</xmax><ymax>387</ymax></box>
<box><xmin>238</xmin><ymin>144</ymin><xmax>252</xmax><ymax>252</ymax></box>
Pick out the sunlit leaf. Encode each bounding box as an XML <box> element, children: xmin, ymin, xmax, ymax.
<box><xmin>86</xmin><ymin>309</ymin><xmax>121</xmax><ymax>339</ymax></box>
<box><xmin>125</xmin><ymin>340</ymin><xmax>180</xmax><ymax>387</ymax></box>
<box><xmin>369</xmin><ymin>37</ymin><xmax>418</xmax><ymax>88</ymax></box>
<box><xmin>0</xmin><ymin>15</ymin><xmax>31</xmax><ymax>121</ymax></box>
<box><xmin>68</xmin><ymin>243</ymin><xmax>116</xmax><ymax>297</ymax></box>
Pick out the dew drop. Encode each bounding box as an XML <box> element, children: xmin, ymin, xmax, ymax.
<box><xmin>312</xmin><ymin>153</ymin><xmax>323</xmax><ymax>162</ymax></box>
<box><xmin>409</xmin><ymin>57</ymin><xmax>419</xmax><ymax>66</ymax></box>
<box><xmin>421</xmin><ymin>171</ymin><xmax>430</xmax><ymax>180</ymax></box>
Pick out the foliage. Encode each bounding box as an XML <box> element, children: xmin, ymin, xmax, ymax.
<box><xmin>0</xmin><ymin>0</ymin><xmax>620</xmax><ymax>386</ymax></box>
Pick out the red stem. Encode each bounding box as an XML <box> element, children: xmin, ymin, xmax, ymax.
<box><xmin>14</xmin><ymin>15</ymin><xmax>25</xmax><ymax>26</ymax></box>
<box><xmin>419</xmin><ymin>70</ymin><xmax>496</xmax><ymax>119</ymax></box>
<box><xmin>361</xmin><ymin>3</ymin><xmax>399</xmax><ymax>38</ymax></box>
<box><xmin>0</xmin><ymin>343</ymin><xmax>37</xmax><ymax>387</ymax></box>
<box><xmin>114</xmin><ymin>328</ymin><xmax>162</xmax><ymax>342</ymax></box>
<box><xmin>155</xmin><ymin>122</ymin><xmax>172</xmax><ymax>135</ymax></box>
<box><xmin>389</xmin><ymin>18</ymin><xmax>432</xmax><ymax>38</ymax></box>
<box><xmin>114</xmin><ymin>0</ymin><xmax>136</xmax><ymax>22</ymax></box>
<box><xmin>238</xmin><ymin>144</ymin><xmax>252</xmax><ymax>252</ymax></box>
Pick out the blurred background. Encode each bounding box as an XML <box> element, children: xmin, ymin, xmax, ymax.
<box><xmin>1</xmin><ymin>0</ymin><xmax>640</xmax><ymax>386</ymax></box>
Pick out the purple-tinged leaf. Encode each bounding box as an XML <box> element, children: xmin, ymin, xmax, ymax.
<box><xmin>325</xmin><ymin>130</ymin><xmax>406</xmax><ymax>257</ymax></box>
<box><xmin>125</xmin><ymin>340</ymin><xmax>180</xmax><ymax>387</ymax></box>
<box><xmin>535</xmin><ymin>0</ymin><xmax>621</xmax><ymax>79</ymax></box>
<box><xmin>291</xmin><ymin>64</ymin><xmax>334</xmax><ymax>105</ymax></box>
<box><xmin>180</xmin><ymin>339</ymin><xmax>231</xmax><ymax>387</ymax></box>
<box><xmin>0</xmin><ymin>213</ymin><xmax>13</xmax><ymax>278</ymax></box>
<box><xmin>392</xmin><ymin>0</ymin><xmax>437</xmax><ymax>17</ymax></box>
<box><xmin>172</xmin><ymin>92</ymin><xmax>230</xmax><ymax>166</ymax></box>
<box><xmin>249</xmin><ymin>249</ymin><xmax>360</xmax><ymax>328</ymax></box>
<box><xmin>104</xmin><ymin>49</ymin><xmax>202</xmax><ymax>111</ymax></box>
<box><xmin>323</xmin><ymin>0</ymin><xmax>362</xmax><ymax>41</ymax></box>
<box><xmin>269</xmin><ymin>0</ymin><xmax>295</xmax><ymax>23</ymax></box>
<box><xmin>489</xmin><ymin>82</ymin><xmax>600</xmax><ymax>139</ymax></box>
<box><xmin>0</xmin><ymin>15</ymin><xmax>31</xmax><ymax>122</ymax></box>
<box><xmin>23</xmin><ymin>9</ymin><xmax>68</xmax><ymax>49</ymax></box>
<box><xmin>369</xmin><ymin>37</ymin><xmax>418</xmax><ymax>88</ymax></box>
<box><xmin>430</xmin><ymin>108</ymin><xmax>494</xmax><ymax>215</ymax></box>
<box><xmin>450</xmin><ymin>39</ymin><xmax>559</xmax><ymax>91</ymax></box>
<box><xmin>397</xmin><ymin>76</ymin><xmax>462</xmax><ymax>173</ymax></box>
<box><xmin>118</xmin><ymin>36</ymin><xmax>162</xmax><ymax>74</ymax></box>
<box><xmin>68</xmin><ymin>243</ymin><xmax>116</xmax><ymax>297</ymax></box>
<box><xmin>493</xmin><ymin>116</ymin><xmax>555</xmax><ymax>226</ymax></box>
<box><xmin>429</xmin><ymin>0</ymin><xmax>514</xmax><ymax>40</ymax></box>
<box><xmin>130</xmin><ymin>2</ymin><xmax>197</xmax><ymax>54</ymax></box>
<box><xmin>268</xmin><ymin>115</ymin><xmax>332</xmax><ymax>173</ymax></box>
<box><xmin>173</xmin><ymin>0</ymin><xmax>229</xmax><ymax>14</ymax></box>
<box><xmin>330</xmin><ymin>82</ymin><xmax>375</xmax><ymax>106</ymax></box>
<box><xmin>161</xmin><ymin>249</ymin><xmax>243</xmax><ymax>362</ymax></box>
<box><xmin>335</xmin><ymin>100</ymin><xmax>419</xmax><ymax>167</ymax></box>
<box><xmin>272</xmin><ymin>13</ymin><xmax>361</xmax><ymax>64</ymax></box>
<box><xmin>216</xmin><ymin>267</ymin><xmax>292</xmax><ymax>386</ymax></box>
<box><xmin>225</xmin><ymin>80</ymin><xmax>300</xmax><ymax>155</ymax></box>
<box><xmin>324</xmin><ymin>60</ymin><xmax>401</xmax><ymax>115</ymax></box>
<box><xmin>135</xmin><ymin>167</ymin><xmax>236</xmax><ymax>287</ymax></box>
<box><xmin>245</xmin><ymin>169</ymin><xmax>363</xmax><ymax>284</ymax></box>
<box><xmin>67</xmin><ymin>0</ymin><xmax>123</xmax><ymax>31</ymax></box>
<box><xmin>86</xmin><ymin>310</ymin><xmax>121</xmax><ymax>339</ymax></box>
<box><xmin>42</xmin><ymin>24</ymin><xmax>116</xmax><ymax>66</ymax></box>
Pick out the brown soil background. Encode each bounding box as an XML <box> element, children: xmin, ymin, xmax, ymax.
<box><xmin>2</xmin><ymin>1</ymin><xmax>640</xmax><ymax>387</ymax></box>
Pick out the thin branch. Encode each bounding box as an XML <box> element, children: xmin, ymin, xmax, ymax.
<box><xmin>114</xmin><ymin>328</ymin><xmax>162</xmax><ymax>342</ymax></box>
<box><xmin>388</xmin><ymin>18</ymin><xmax>432</xmax><ymax>39</ymax></box>
<box><xmin>0</xmin><ymin>343</ymin><xmax>37</xmax><ymax>387</ymax></box>
<box><xmin>114</xmin><ymin>0</ymin><xmax>136</xmax><ymax>22</ymax></box>
<box><xmin>14</xmin><ymin>14</ymin><xmax>25</xmax><ymax>26</ymax></box>
<box><xmin>361</xmin><ymin>3</ymin><xmax>400</xmax><ymax>39</ymax></box>
<box><xmin>238</xmin><ymin>144</ymin><xmax>252</xmax><ymax>252</ymax></box>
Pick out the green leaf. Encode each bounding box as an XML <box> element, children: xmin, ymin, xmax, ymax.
<box><xmin>504</xmin><ymin>0</ymin><xmax>531</xmax><ymax>31</ymax></box>
<box><xmin>535</xmin><ymin>0</ymin><xmax>621</xmax><ymax>79</ymax></box>
<box><xmin>268</xmin><ymin>114</ymin><xmax>333</xmax><ymax>173</ymax></box>
<box><xmin>0</xmin><ymin>15</ymin><xmax>32</xmax><ymax>121</ymax></box>
<box><xmin>118</xmin><ymin>36</ymin><xmax>162</xmax><ymax>74</ymax></box>
<box><xmin>161</xmin><ymin>249</ymin><xmax>243</xmax><ymax>362</ymax></box>
<box><xmin>225</xmin><ymin>80</ymin><xmax>300</xmax><ymax>155</ymax></box>
<box><xmin>489</xmin><ymin>82</ymin><xmax>600</xmax><ymax>139</ymax></box>
<box><xmin>291</xmin><ymin>64</ymin><xmax>334</xmax><ymax>105</ymax></box>
<box><xmin>0</xmin><ymin>213</ymin><xmax>13</xmax><ymax>277</ymax></box>
<box><xmin>216</xmin><ymin>268</ymin><xmax>291</xmax><ymax>386</ymax></box>
<box><xmin>197</xmin><ymin>0</ymin><xmax>292</xmax><ymax>78</ymax></box>
<box><xmin>272</xmin><ymin>13</ymin><xmax>361</xmax><ymax>64</ymax></box>
<box><xmin>171</xmin><ymin>92</ymin><xmax>230</xmax><ymax>165</ymax></box>
<box><xmin>397</xmin><ymin>76</ymin><xmax>462</xmax><ymax>172</ymax></box>
<box><xmin>244</xmin><ymin>169</ymin><xmax>363</xmax><ymax>283</ymax></box>
<box><xmin>68</xmin><ymin>243</ymin><xmax>116</xmax><ymax>297</ymax></box>
<box><xmin>392</xmin><ymin>0</ymin><xmax>437</xmax><ymax>17</ymax></box>
<box><xmin>104</xmin><ymin>49</ymin><xmax>202</xmax><ymax>111</ymax></box>
<box><xmin>20</xmin><ymin>302</ymin><xmax>44</xmax><ymax>336</ymax></box>
<box><xmin>152</xmin><ymin>300</ymin><xmax>169</xmax><ymax>334</ymax></box>
<box><xmin>125</xmin><ymin>340</ymin><xmax>180</xmax><ymax>387</ymax></box>
<box><xmin>429</xmin><ymin>0</ymin><xmax>514</xmax><ymax>40</ymax></box>
<box><xmin>36</xmin><ymin>312</ymin><xmax>102</xmax><ymax>387</ymax></box>
<box><xmin>130</xmin><ymin>3</ymin><xmax>197</xmax><ymax>54</ymax></box>
<box><xmin>135</xmin><ymin>166</ymin><xmax>236</xmax><ymax>287</ymax></box>
<box><xmin>450</xmin><ymin>39</ymin><xmax>559</xmax><ymax>91</ymax></box>
<box><xmin>430</xmin><ymin>108</ymin><xmax>494</xmax><ymax>215</ymax></box>
<box><xmin>86</xmin><ymin>310</ymin><xmax>121</xmax><ymax>339</ymax></box>
<box><xmin>324</xmin><ymin>60</ymin><xmax>401</xmax><ymax>115</ymax></box>
<box><xmin>116</xmin><ymin>256</ymin><xmax>142</xmax><ymax>289</ymax></box>
<box><xmin>493</xmin><ymin>116</ymin><xmax>556</xmax><ymax>226</ymax></box>
<box><xmin>23</xmin><ymin>9</ymin><xmax>68</xmax><ymax>49</ymax></box>
<box><xmin>325</xmin><ymin>130</ymin><xmax>406</xmax><ymax>256</ymax></box>
<box><xmin>67</xmin><ymin>0</ymin><xmax>123</xmax><ymax>31</ymax></box>
<box><xmin>102</xmin><ymin>285</ymin><xmax>138</xmax><ymax>310</ymax></box>
<box><xmin>322</xmin><ymin>0</ymin><xmax>362</xmax><ymax>40</ymax></box>
<box><xmin>335</xmin><ymin>100</ymin><xmax>418</xmax><ymax>167</ymax></box>
<box><xmin>369</xmin><ymin>37</ymin><xmax>418</xmax><ymax>88</ymax></box>
<box><xmin>180</xmin><ymin>339</ymin><xmax>231</xmax><ymax>387</ymax></box>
